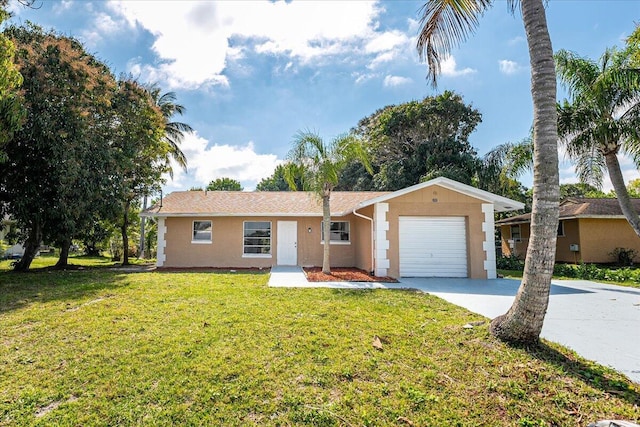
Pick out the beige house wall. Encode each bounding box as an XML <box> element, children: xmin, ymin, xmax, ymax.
<box><xmin>500</xmin><ymin>217</ymin><xmax>640</xmax><ymax>264</ymax></box>
<box><xmin>353</xmin><ymin>205</ymin><xmax>374</xmax><ymax>272</ymax></box>
<box><xmin>577</xmin><ymin>218</ymin><xmax>640</xmax><ymax>263</ymax></box>
<box><xmin>500</xmin><ymin>223</ymin><xmax>530</xmax><ymax>259</ymax></box>
<box><xmin>384</xmin><ymin>185</ymin><xmax>488</xmax><ymax>279</ymax></box>
<box><xmin>162</xmin><ymin>215</ymin><xmax>364</xmax><ymax>269</ymax></box>
<box><xmin>555</xmin><ymin>219</ymin><xmax>580</xmax><ymax>263</ymax></box>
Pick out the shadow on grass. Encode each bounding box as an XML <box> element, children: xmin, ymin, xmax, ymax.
<box><xmin>526</xmin><ymin>342</ymin><xmax>640</xmax><ymax>406</ymax></box>
<box><xmin>0</xmin><ymin>269</ymin><xmax>132</xmax><ymax>314</ymax></box>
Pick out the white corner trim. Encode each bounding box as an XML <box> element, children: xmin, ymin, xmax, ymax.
<box><xmin>482</xmin><ymin>203</ymin><xmax>496</xmax><ymax>279</ymax></box>
<box><xmin>374</xmin><ymin>203</ymin><xmax>390</xmax><ymax>277</ymax></box>
<box><xmin>157</xmin><ymin>218</ymin><xmax>167</xmax><ymax>267</ymax></box>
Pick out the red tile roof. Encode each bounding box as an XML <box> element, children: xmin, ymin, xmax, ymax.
<box><xmin>142</xmin><ymin>190</ymin><xmax>390</xmax><ymax>217</ymax></box>
<box><xmin>496</xmin><ymin>198</ymin><xmax>640</xmax><ymax>225</ymax></box>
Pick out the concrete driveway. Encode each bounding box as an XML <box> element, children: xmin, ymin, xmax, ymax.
<box><xmin>392</xmin><ymin>278</ymin><xmax>640</xmax><ymax>384</ymax></box>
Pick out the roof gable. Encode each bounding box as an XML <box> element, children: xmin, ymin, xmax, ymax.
<box><xmin>355</xmin><ymin>177</ymin><xmax>524</xmax><ymax>212</ymax></box>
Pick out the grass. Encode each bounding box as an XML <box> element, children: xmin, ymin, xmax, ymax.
<box><xmin>1</xmin><ymin>263</ymin><xmax>638</xmax><ymax>426</ymax></box>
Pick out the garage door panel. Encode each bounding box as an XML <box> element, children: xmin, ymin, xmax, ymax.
<box><xmin>399</xmin><ymin>216</ymin><xmax>467</xmax><ymax>278</ymax></box>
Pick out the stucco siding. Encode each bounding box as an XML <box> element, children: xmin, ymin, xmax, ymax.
<box><xmin>555</xmin><ymin>219</ymin><xmax>580</xmax><ymax>263</ymax></box>
<box><xmin>500</xmin><ymin>223</ymin><xmax>530</xmax><ymax>259</ymax></box>
<box><xmin>384</xmin><ymin>185</ymin><xmax>487</xmax><ymax>279</ymax></box>
<box><xmin>500</xmin><ymin>217</ymin><xmax>640</xmax><ymax>264</ymax></box>
<box><xmin>578</xmin><ymin>218</ymin><xmax>640</xmax><ymax>263</ymax></box>
<box><xmin>162</xmin><ymin>215</ymin><xmax>357</xmax><ymax>268</ymax></box>
<box><xmin>353</xmin><ymin>205</ymin><xmax>374</xmax><ymax>272</ymax></box>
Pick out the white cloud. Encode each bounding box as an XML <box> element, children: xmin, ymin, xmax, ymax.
<box><xmin>353</xmin><ymin>72</ymin><xmax>378</xmax><ymax>85</ymax></box>
<box><xmin>81</xmin><ymin>12</ymin><xmax>122</xmax><ymax>47</ymax></box>
<box><xmin>365</xmin><ymin>30</ymin><xmax>408</xmax><ymax>53</ymax></box>
<box><xmin>440</xmin><ymin>55</ymin><xmax>476</xmax><ymax>77</ymax></box>
<box><xmin>383</xmin><ymin>75</ymin><xmax>412</xmax><ymax>87</ymax></box>
<box><xmin>499</xmin><ymin>59</ymin><xmax>524</xmax><ymax>75</ymax></box>
<box><xmin>164</xmin><ymin>132</ymin><xmax>281</xmax><ymax>191</ymax></box>
<box><xmin>102</xmin><ymin>0</ymin><xmax>409</xmax><ymax>89</ymax></box>
<box><xmin>508</xmin><ymin>36</ymin><xmax>525</xmax><ymax>46</ymax></box>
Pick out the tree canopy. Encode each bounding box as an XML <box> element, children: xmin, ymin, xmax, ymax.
<box><xmin>339</xmin><ymin>91</ymin><xmax>482</xmax><ymax>191</ymax></box>
<box><xmin>206</xmin><ymin>177</ymin><xmax>243</xmax><ymax>191</ymax></box>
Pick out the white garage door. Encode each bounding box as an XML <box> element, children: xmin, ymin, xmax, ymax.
<box><xmin>399</xmin><ymin>216</ymin><xmax>468</xmax><ymax>277</ymax></box>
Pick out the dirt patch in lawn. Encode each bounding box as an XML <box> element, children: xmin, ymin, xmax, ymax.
<box><xmin>303</xmin><ymin>267</ymin><xmax>397</xmax><ymax>283</ymax></box>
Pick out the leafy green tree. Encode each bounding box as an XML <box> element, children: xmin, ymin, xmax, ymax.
<box><xmin>417</xmin><ymin>0</ymin><xmax>559</xmax><ymax>345</ymax></box>
<box><xmin>559</xmin><ymin>183</ymin><xmax>606</xmax><ymax>199</ymax></box>
<box><xmin>2</xmin><ymin>24</ymin><xmax>117</xmax><ymax>270</ymax></box>
<box><xmin>206</xmin><ymin>177</ymin><xmax>243</xmax><ymax>191</ymax></box>
<box><xmin>556</xmin><ymin>47</ymin><xmax>640</xmax><ymax>237</ymax></box>
<box><xmin>256</xmin><ymin>164</ymin><xmax>303</xmax><ymax>191</ymax></box>
<box><xmin>626</xmin><ymin>178</ymin><xmax>640</xmax><ymax>198</ymax></box>
<box><xmin>341</xmin><ymin>92</ymin><xmax>481</xmax><ymax>191</ymax></box>
<box><xmin>0</xmin><ymin>3</ymin><xmax>25</xmax><ymax>163</ymax></box>
<box><xmin>284</xmin><ymin>131</ymin><xmax>372</xmax><ymax>274</ymax></box>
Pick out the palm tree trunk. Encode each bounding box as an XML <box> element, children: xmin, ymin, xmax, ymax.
<box><xmin>490</xmin><ymin>0</ymin><xmax>559</xmax><ymax>344</ymax></box>
<box><xmin>322</xmin><ymin>193</ymin><xmax>331</xmax><ymax>275</ymax></box>
<box><xmin>605</xmin><ymin>152</ymin><xmax>640</xmax><ymax>237</ymax></box>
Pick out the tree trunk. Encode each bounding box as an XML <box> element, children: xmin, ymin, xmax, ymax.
<box><xmin>13</xmin><ymin>221</ymin><xmax>42</xmax><ymax>272</ymax></box>
<box><xmin>55</xmin><ymin>239</ymin><xmax>71</xmax><ymax>268</ymax></box>
<box><xmin>121</xmin><ymin>200</ymin><xmax>130</xmax><ymax>266</ymax></box>
<box><xmin>490</xmin><ymin>0</ymin><xmax>559</xmax><ymax>344</ymax></box>
<box><xmin>605</xmin><ymin>152</ymin><xmax>640</xmax><ymax>237</ymax></box>
<box><xmin>322</xmin><ymin>193</ymin><xmax>331</xmax><ymax>275</ymax></box>
<box><xmin>139</xmin><ymin>195</ymin><xmax>147</xmax><ymax>259</ymax></box>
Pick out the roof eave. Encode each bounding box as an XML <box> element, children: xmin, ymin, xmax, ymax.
<box><xmin>354</xmin><ymin>176</ymin><xmax>524</xmax><ymax>212</ymax></box>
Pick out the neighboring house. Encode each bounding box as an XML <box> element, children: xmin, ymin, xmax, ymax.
<box><xmin>497</xmin><ymin>198</ymin><xmax>640</xmax><ymax>264</ymax></box>
<box><xmin>141</xmin><ymin>177</ymin><xmax>523</xmax><ymax>279</ymax></box>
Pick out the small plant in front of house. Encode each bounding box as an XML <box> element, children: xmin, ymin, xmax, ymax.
<box><xmin>496</xmin><ymin>254</ymin><xmax>524</xmax><ymax>270</ymax></box>
<box><xmin>609</xmin><ymin>247</ymin><xmax>637</xmax><ymax>267</ymax></box>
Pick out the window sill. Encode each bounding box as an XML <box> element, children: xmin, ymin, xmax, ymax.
<box><xmin>320</xmin><ymin>241</ymin><xmax>351</xmax><ymax>245</ymax></box>
<box><xmin>191</xmin><ymin>240</ymin><xmax>212</xmax><ymax>244</ymax></box>
<box><xmin>242</xmin><ymin>254</ymin><xmax>272</xmax><ymax>258</ymax></box>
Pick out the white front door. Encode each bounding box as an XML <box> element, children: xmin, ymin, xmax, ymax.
<box><xmin>277</xmin><ymin>221</ymin><xmax>297</xmax><ymax>265</ymax></box>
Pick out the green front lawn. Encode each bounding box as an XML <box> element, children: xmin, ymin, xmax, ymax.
<box><xmin>1</xmin><ymin>267</ymin><xmax>638</xmax><ymax>426</ymax></box>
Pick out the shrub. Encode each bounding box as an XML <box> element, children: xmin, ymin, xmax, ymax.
<box><xmin>609</xmin><ymin>247</ymin><xmax>637</xmax><ymax>266</ymax></box>
<box><xmin>496</xmin><ymin>254</ymin><xmax>524</xmax><ymax>271</ymax></box>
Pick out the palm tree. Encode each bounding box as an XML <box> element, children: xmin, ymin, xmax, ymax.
<box><xmin>147</xmin><ymin>85</ymin><xmax>192</xmax><ymax>171</ymax></box>
<box><xmin>284</xmin><ymin>131</ymin><xmax>372</xmax><ymax>274</ymax></box>
<box><xmin>137</xmin><ymin>85</ymin><xmax>192</xmax><ymax>259</ymax></box>
<box><xmin>556</xmin><ymin>48</ymin><xmax>640</xmax><ymax>237</ymax></box>
<box><xmin>417</xmin><ymin>0</ymin><xmax>559</xmax><ymax>344</ymax></box>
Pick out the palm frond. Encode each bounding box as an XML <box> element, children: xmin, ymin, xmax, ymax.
<box><xmin>416</xmin><ymin>0</ymin><xmax>492</xmax><ymax>87</ymax></box>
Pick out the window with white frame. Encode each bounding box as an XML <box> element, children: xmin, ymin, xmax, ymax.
<box><xmin>243</xmin><ymin>221</ymin><xmax>271</xmax><ymax>255</ymax></box>
<box><xmin>557</xmin><ymin>220</ymin><xmax>565</xmax><ymax>237</ymax></box>
<box><xmin>192</xmin><ymin>220</ymin><xmax>212</xmax><ymax>243</ymax></box>
<box><xmin>510</xmin><ymin>224</ymin><xmax>521</xmax><ymax>242</ymax></box>
<box><xmin>320</xmin><ymin>221</ymin><xmax>350</xmax><ymax>243</ymax></box>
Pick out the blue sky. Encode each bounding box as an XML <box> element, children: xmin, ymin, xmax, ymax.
<box><xmin>9</xmin><ymin>0</ymin><xmax>640</xmax><ymax>192</ymax></box>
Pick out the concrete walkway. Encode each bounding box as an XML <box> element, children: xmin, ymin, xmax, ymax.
<box><xmin>268</xmin><ymin>267</ymin><xmax>640</xmax><ymax>383</ymax></box>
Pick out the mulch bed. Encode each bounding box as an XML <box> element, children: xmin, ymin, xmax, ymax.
<box><xmin>303</xmin><ymin>267</ymin><xmax>397</xmax><ymax>283</ymax></box>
